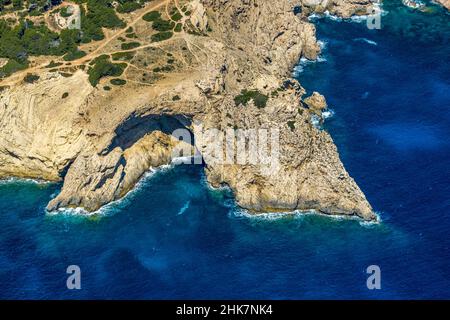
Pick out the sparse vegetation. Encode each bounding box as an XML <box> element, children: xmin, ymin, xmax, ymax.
<box><xmin>153</xmin><ymin>65</ymin><xmax>174</xmax><ymax>73</ymax></box>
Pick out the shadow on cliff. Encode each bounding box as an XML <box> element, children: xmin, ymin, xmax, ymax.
<box><xmin>108</xmin><ymin>113</ymin><xmax>194</xmax><ymax>151</ymax></box>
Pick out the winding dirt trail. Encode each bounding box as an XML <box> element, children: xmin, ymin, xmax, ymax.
<box><xmin>0</xmin><ymin>0</ymin><xmax>173</xmax><ymax>87</ymax></box>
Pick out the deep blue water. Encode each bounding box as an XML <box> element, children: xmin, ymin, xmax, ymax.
<box><xmin>0</xmin><ymin>1</ymin><xmax>449</xmax><ymax>299</ymax></box>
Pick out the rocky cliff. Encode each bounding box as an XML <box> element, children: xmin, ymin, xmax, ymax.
<box><xmin>0</xmin><ymin>0</ymin><xmax>377</xmax><ymax>220</ymax></box>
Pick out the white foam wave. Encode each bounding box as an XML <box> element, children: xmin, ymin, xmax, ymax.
<box><xmin>324</xmin><ymin>11</ymin><xmax>343</xmax><ymax>22</ymax></box>
<box><xmin>322</xmin><ymin>109</ymin><xmax>335</xmax><ymax>119</ymax></box>
<box><xmin>231</xmin><ymin>207</ymin><xmax>382</xmax><ymax>225</ymax></box>
<box><xmin>311</xmin><ymin>114</ymin><xmax>322</xmax><ymax>129</ymax></box>
<box><xmin>292</xmin><ymin>55</ymin><xmax>327</xmax><ymax>76</ymax></box>
<box><xmin>46</xmin><ymin>165</ymin><xmax>173</xmax><ymax>218</ymax></box>
<box><xmin>307</xmin><ymin>13</ymin><xmax>321</xmax><ymax>21</ymax></box>
<box><xmin>308</xmin><ymin>7</ymin><xmax>388</xmax><ymax>23</ymax></box>
<box><xmin>231</xmin><ymin>208</ymin><xmax>308</xmax><ymax>221</ymax></box>
<box><xmin>0</xmin><ymin>177</ymin><xmax>55</xmax><ymax>186</ymax></box>
<box><xmin>353</xmin><ymin>38</ymin><xmax>378</xmax><ymax>46</ymax></box>
<box><xmin>317</xmin><ymin>40</ymin><xmax>328</xmax><ymax>50</ymax></box>
<box><xmin>200</xmin><ymin>172</ymin><xmax>232</xmax><ymax>193</ymax></box>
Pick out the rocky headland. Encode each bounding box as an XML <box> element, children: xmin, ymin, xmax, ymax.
<box><xmin>0</xmin><ymin>0</ymin><xmax>377</xmax><ymax>221</ymax></box>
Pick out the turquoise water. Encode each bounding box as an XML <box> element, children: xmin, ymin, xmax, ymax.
<box><xmin>0</xmin><ymin>0</ymin><xmax>449</xmax><ymax>299</ymax></box>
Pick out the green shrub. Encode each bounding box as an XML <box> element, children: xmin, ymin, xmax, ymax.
<box><xmin>60</xmin><ymin>7</ymin><xmax>73</xmax><ymax>18</ymax></box>
<box><xmin>287</xmin><ymin>121</ymin><xmax>296</xmax><ymax>131</ymax></box>
<box><xmin>151</xmin><ymin>31</ymin><xmax>173</xmax><ymax>42</ymax></box>
<box><xmin>117</xmin><ymin>2</ymin><xmax>142</xmax><ymax>13</ymax></box>
<box><xmin>112</xmin><ymin>51</ymin><xmax>135</xmax><ymax>61</ymax></box>
<box><xmin>143</xmin><ymin>11</ymin><xmax>161</xmax><ymax>22</ymax></box>
<box><xmin>121</xmin><ymin>42</ymin><xmax>141</xmax><ymax>50</ymax></box>
<box><xmin>125</xmin><ymin>33</ymin><xmax>138</xmax><ymax>39</ymax></box>
<box><xmin>171</xmin><ymin>10</ymin><xmax>182</xmax><ymax>21</ymax></box>
<box><xmin>46</xmin><ymin>61</ymin><xmax>63</xmax><ymax>68</ymax></box>
<box><xmin>62</xmin><ymin>92</ymin><xmax>69</xmax><ymax>99</ymax></box>
<box><xmin>88</xmin><ymin>56</ymin><xmax>126</xmax><ymax>87</ymax></box>
<box><xmin>152</xmin><ymin>18</ymin><xmax>175</xmax><ymax>32</ymax></box>
<box><xmin>234</xmin><ymin>90</ymin><xmax>269</xmax><ymax>108</ymax></box>
<box><xmin>79</xmin><ymin>0</ymin><xmax>126</xmax><ymax>43</ymax></box>
<box><xmin>23</xmin><ymin>73</ymin><xmax>40</xmax><ymax>83</ymax></box>
<box><xmin>110</xmin><ymin>78</ymin><xmax>127</xmax><ymax>86</ymax></box>
<box><xmin>174</xmin><ymin>23</ymin><xmax>182</xmax><ymax>32</ymax></box>
<box><xmin>63</xmin><ymin>50</ymin><xmax>86</xmax><ymax>61</ymax></box>
<box><xmin>172</xmin><ymin>95</ymin><xmax>181</xmax><ymax>101</ymax></box>
<box><xmin>0</xmin><ymin>59</ymin><xmax>28</xmax><ymax>78</ymax></box>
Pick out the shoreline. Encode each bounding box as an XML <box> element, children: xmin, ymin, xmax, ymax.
<box><xmin>0</xmin><ymin>0</ymin><xmax>378</xmax><ymax>222</ymax></box>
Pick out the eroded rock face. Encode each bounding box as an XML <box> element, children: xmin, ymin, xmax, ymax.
<box><xmin>0</xmin><ymin>72</ymin><xmax>92</xmax><ymax>181</ymax></box>
<box><xmin>0</xmin><ymin>0</ymin><xmax>376</xmax><ymax>220</ymax></box>
<box><xmin>47</xmin><ymin>131</ymin><xmax>191</xmax><ymax>212</ymax></box>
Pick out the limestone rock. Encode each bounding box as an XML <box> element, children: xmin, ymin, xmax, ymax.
<box><xmin>190</xmin><ymin>0</ymin><xmax>209</xmax><ymax>32</ymax></box>
<box><xmin>0</xmin><ymin>0</ymin><xmax>376</xmax><ymax>221</ymax></box>
<box><xmin>304</xmin><ymin>92</ymin><xmax>328</xmax><ymax>115</ymax></box>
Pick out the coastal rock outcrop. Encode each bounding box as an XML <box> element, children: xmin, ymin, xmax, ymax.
<box><xmin>301</xmin><ymin>0</ymin><xmax>374</xmax><ymax>18</ymax></box>
<box><xmin>0</xmin><ymin>0</ymin><xmax>376</xmax><ymax>221</ymax></box>
<box><xmin>304</xmin><ymin>92</ymin><xmax>328</xmax><ymax>116</ymax></box>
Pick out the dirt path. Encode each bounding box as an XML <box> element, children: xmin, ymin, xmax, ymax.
<box><xmin>0</xmin><ymin>0</ymin><xmax>170</xmax><ymax>87</ymax></box>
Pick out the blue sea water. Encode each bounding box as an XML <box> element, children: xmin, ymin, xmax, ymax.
<box><xmin>0</xmin><ymin>1</ymin><xmax>449</xmax><ymax>299</ymax></box>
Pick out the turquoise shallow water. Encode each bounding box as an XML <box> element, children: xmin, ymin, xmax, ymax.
<box><xmin>0</xmin><ymin>0</ymin><xmax>449</xmax><ymax>299</ymax></box>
